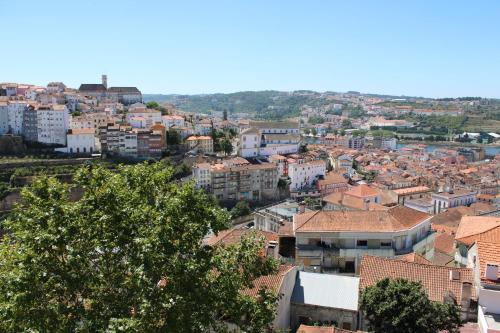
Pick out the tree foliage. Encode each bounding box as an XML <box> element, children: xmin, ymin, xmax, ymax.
<box><xmin>230</xmin><ymin>200</ymin><xmax>251</xmax><ymax>218</ymax></box>
<box><xmin>360</xmin><ymin>278</ymin><xmax>462</xmax><ymax>333</ymax></box>
<box><xmin>0</xmin><ymin>163</ymin><xmax>279</xmax><ymax>332</ymax></box>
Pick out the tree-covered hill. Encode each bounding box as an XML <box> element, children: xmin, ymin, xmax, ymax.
<box><xmin>144</xmin><ymin>91</ymin><xmax>338</xmax><ymax>120</ymax></box>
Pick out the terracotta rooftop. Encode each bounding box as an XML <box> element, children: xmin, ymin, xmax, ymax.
<box><xmin>318</xmin><ymin>172</ymin><xmax>347</xmax><ymax>187</ymax></box>
<box><xmin>344</xmin><ymin>184</ymin><xmax>379</xmax><ymax>198</ymax></box>
<box><xmin>205</xmin><ymin>228</ymin><xmax>277</xmax><ymax>247</ymax></box>
<box><xmin>242</xmin><ymin>265</ymin><xmax>296</xmax><ymax>298</ymax></box>
<box><xmin>434</xmin><ymin>232</ymin><xmax>456</xmax><ymax>255</ymax></box>
<box><xmin>297</xmin><ymin>325</ymin><xmax>362</xmax><ymax>333</ymax></box>
<box><xmin>294</xmin><ymin>206</ymin><xmax>430</xmax><ymax>233</ymax></box>
<box><xmin>455</xmin><ymin>216</ymin><xmax>500</xmax><ymax>246</ymax></box>
<box><xmin>392</xmin><ymin>185</ymin><xmax>430</xmax><ymax>195</ymax></box>
<box><xmin>397</xmin><ymin>252</ymin><xmax>432</xmax><ymax>265</ymax></box>
<box><xmin>431</xmin><ymin>206</ymin><xmax>475</xmax><ymax>233</ymax></box>
<box><xmin>359</xmin><ymin>255</ymin><xmax>475</xmax><ymax>303</ymax></box>
<box><xmin>475</xmin><ymin>241</ymin><xmax>500</xmax><ymax>285</ymax></box>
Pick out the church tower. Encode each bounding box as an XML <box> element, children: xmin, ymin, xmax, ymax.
<box><xmin>102</xmin><ymin>74</ymin><xmax>108</xmax><ymax>89</ymax></box>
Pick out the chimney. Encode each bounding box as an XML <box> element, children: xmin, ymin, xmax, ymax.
<box><xmin>102</xmin><ymin>74</ymin><xmax>108</xmax><ymax>89</ymax></box>
<box><xmin>298</xmin><ymin>201</ymin><xmax>305</xmax><ymax>214</ymax></box>
<box><xmin>485</xmin><ymin>263</ymin><xmax>499</xmax><ymax>281</ymax></box>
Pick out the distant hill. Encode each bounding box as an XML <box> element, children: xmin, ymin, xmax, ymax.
<box><xmin>143</xmin><ymin>91</ymin><xmax>342</xmax><ymax>120</ymax></box>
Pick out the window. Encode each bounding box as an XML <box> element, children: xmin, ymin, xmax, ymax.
<box><xmin>356</xmin><ymin>240</ymin><xmax>368</xmax><ymax>247</ymax></box>
<box><xmin>380</xmin><ymin>241</ymin><xmax>392</xmax><ymax>247</ymax></box>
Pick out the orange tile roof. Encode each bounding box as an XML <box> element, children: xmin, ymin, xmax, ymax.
<box><xmin>475</xmin><ymin>241</ymin><xmax>500</xmax><ymax>285</ymax></box>
<box><xmin>397</xmin><ymin>252</ymin><xmax>432</xmax><ymax>265</ymax></box>
<box><xmin>359</xmin><ymin>256</ymin><xmax>475</xmax><ymax>303</ymax></box>
<box><xmin>318</xmin><ymin>172</ymin><xmax>347</xmax><ymax>186</ymax></box>
<box><xmin>434</xmin><ymin>232</ymin><xmax>456</xmax><ymax>255</ymax></box>
<box><xmin>297</xmin><ymin>325</ymin><xmax>361</xmax><ymax>333</ymax></box>
<box><xmin>294</xmin><ymin>206</ymin><xmax>430</xmax><ymax>233</ymax></box>
<box><xmin>242</xmin><ymin>265</ymin><xmax>296</xmax><ymax>298</ymax></box>
<box><xmin>392</xmin><ymin>186</ymin><xmax>430</xmax><ymax>195</ymax></box>
<box><xmin>430</xmin><ymin>206</ymin><xmax>475</xmax><ymax>233</ymax></box>
<box><xmin>345</xmin><ymin>184</ymin><xmax>379</xmax><ymax>198</ymax></box>
<box><xmin>205</xmin><ymin>228</ymin><xmax>277</xmax><ymax>247</ymax></box>
<box><xmin>455</xmin><ymin>216</ymin><xmax>500</xmax><ymax>246</ymax></box>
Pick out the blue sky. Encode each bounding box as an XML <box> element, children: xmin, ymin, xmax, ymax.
<box><xmin>1</xmin><ymin>0</ymin><xmax>499</xmax><ymax>97</ymax></box>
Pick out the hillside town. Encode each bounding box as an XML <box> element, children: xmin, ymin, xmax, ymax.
<box><xmin>1</xmin><ymin>77</ymin><xmax>500</xmax><ymax>333</ymax></box>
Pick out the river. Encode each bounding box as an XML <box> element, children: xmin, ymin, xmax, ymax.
<box><xmin>397</xmin><ymin>143</ymin><xmax>500</xmax><ymax>156</ymax></box>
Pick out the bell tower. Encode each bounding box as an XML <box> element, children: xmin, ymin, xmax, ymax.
<box><xmin>101</xmin><ymin>74</ymin><xmax>108</xmax><ymax>89</ymax></box>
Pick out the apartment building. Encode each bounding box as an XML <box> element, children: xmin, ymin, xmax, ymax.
<box><xmin>99</xmin><ymin>124</ymin><xmax>163</xmax><ymax>158</ymax></box>
<box><xmin>186</xmin><ymin>135</ymin><xmax>214</xmax><ymax>154</ymax></box>
<box><xmin>162</xmin><ymin>115</ymin><xmax>185</xmax><ymax>128</ymax></box>
<box><xmin>71</xmin><ymin>112</ymin><xmax>108</xmax><ymax>133</ymax></box>
<box><xmin>36</xmin><ymin>104</ymin><xmax>70</xmax><ymax>145</ymax></box>
<box><xmin>126</xmin><ymin>103</ymin><xmax>161</xmax><ymax>128</ymax></box>
<box><xmin>288</xmin><ymin>160</ymin><xmax>326</xmax><ymax>191</ymax></box>
<box><xmin>7</xmin><ymin>100</ymin><xmax>28</xmax><ymax>135</ymax></box>
<box><xmin>192</xmin><ymin>159</ymin><xmax>279</xmax><ymax>202</ymax></box>
<box><xmin>293</xmin><ymin>206</ymin><xmax>434</xmax><ymax>274</ymax></box>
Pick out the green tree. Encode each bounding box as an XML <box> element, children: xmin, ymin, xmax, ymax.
<box><xmin>341</xmin><ymin>119</ymin><xmax>352</xmax><ymax>129</ymax></box>
<box><xmin>311</xmin><ymin>128</ymin><xmax>317</xmax><ymax>136</ymax></box>
<box><xmin>0</xmin><ymin>163</ymin><xmax>278</xmax><ymax>332</ymax></box>
<box><xmin>361</xmin><ymin>278</ymin><xmax>462</xmax><ymax>333</ymax></box>
<box><xmin>146</xmin><ymin>101</ymin><xmax>160</xmax><ymax>109</ymax></box>
<box><xmin>166</xmin><ymin>129</ymin><xmax>182</xmax><ymax>145</ymax></box>
<box><xmin>220</xmin><ymin>137</ymin><xmax>233</xmax><ymax>156</ymax></box>
<box><xmin>230</xmin><ymin>200</ymin><xmax>251</xmax><ymax>218</ymax></box>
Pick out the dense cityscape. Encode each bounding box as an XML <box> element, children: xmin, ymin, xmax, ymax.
<box><xmin>0</xmin><ymin>75</ymin><xmax>499</xmax><ymax>332</ymax></box>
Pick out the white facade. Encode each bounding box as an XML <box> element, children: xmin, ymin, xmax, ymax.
<box><xmin>288</xmin><ymin>160</ymin><xmax>326</xmax><ymax>191</ymax></box>
<box><xmin>381</xmin><ymin>137</ymin><xmax>397</xmax><ymax>150</ymax></box>
<box><xmin>432</xmin><ymin>190</ymin><xmax>477</xmax><ymax>214</ymax></box>
<box><xmin>65</xmin><ymin>130</ymin><xmax>97</xmax><ymax>154</ymax></box>
<box><xmin>7</xmin><ymin>101</ymin><xmax>28</xmax><ymax>135</ymax></box>
<box><xmin>240</xmin><ymin>131</ymin><xmax>261</xmax><ymax>157</ymax></box>
<box><xmin>192</xmin><ymin>163</ymin><xmax>211</xmax><ymax>190</ymax></box>
<box><xmin>162</xmin><ymin>115</ymin><xmax>185</xmax><ymax>128</ymax></box>
<box><xmin>126</xmin><ymin>110</ymin><xmax>161</xmax><ymax>129</ymax></box>
<box><xmin>259</xmin><ymin>144</ymin><xmax>299</xmax><ymax>157</ymax></box>
<box><xmin>37</xmin><ymin>105</ymin><xmax>70</xmax><ymax>145</ymax></box>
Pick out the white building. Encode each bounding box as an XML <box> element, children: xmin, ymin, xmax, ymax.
<box><xmin>288</xmin><ymin>160</ymin><xmax>326</xmax><ymax>191</ymax></box>
<box><xmin>380</xmin><ymin>137</ymin><xmax>397</xmax><ymax>150</ymax></box>
<box><xmin>126</xmin><ymin>104</ymin><xmax>161</xmax><ymax>129</ymax></box>
<box><xmin>162</xmin><ymin>115</ymin><xmax>185</xmax><ymax>128</ymax></box>
<box><xmin>7</xmin><ymin>100</ymin><xmax>28</xmax><ymax>135</ymax></box>
<box><xmin>239</xmin><ymin>127</ymin><xmax>261</xmax><ymax>157</ymax></box>
<box><xmin>36</xmin><ymin>105</ymin><xmax>70</xmax><ymax>145</ymax></box>
<box><xmin>192</xmin><ymin>162</ymin><xmax>211</xmax><ymax>190</ymax></box>
<box><xmin>431</xmin><ymin>189</ymin><xmax>477</xmax><ymax>214</ymax></box>
<box><xmin>239</xmin><ymin>121</ymin><xmax>301</xmax><ymax>158</ymax></box>
<box><xmin>56</xmin><ymin>128</ymin><xmax>97</xmax><ymax>154</ymax></box>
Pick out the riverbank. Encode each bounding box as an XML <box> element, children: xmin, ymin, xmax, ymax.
<box><xmin>398</xmin><ymin>140</ymin><xmax>500</xmax><ymax>148</ymax></box>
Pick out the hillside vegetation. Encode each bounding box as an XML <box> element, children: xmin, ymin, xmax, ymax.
<box><xmin>144</xmin><ymin>91</ymin><xmax>336</xmax><ymax>120</ymax></box>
